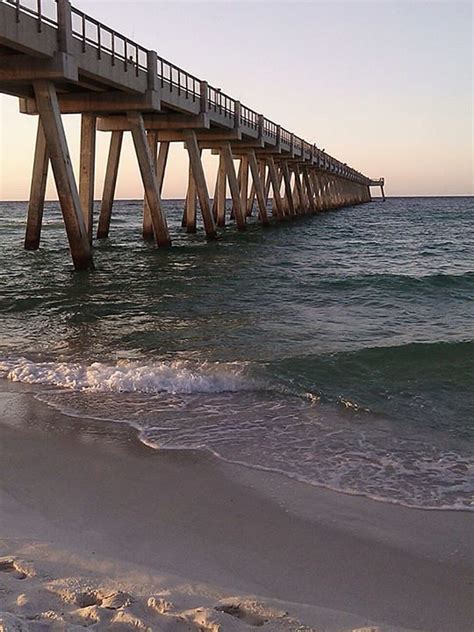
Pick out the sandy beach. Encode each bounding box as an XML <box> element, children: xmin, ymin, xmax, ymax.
<box><xmin>0</xmin><ymin>385</ymin><xmax>472</xmax><ymax>632</ymax></box>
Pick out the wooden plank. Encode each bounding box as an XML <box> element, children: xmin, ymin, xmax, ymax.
<box><xmin>247</xmin><ymin>150</ymin><xmax>269</xmax><ymax>225</ymax></box>
<box><xmin>183</xmin><ymin>130</ymin><xmax>217</xmax><ymax>239</ymax></box>
<box><xmin>79</xmin><ymin>113</ymin><xmax>96</xmax><ymax>244</ymax></box>
<box><xmin>128</xmin><ymin>111</ymin><xmax>171</xmax><ymax>247</ymax></box>
<box><xmin>97</xmin><ymin>131</ymin><xmax>123</xmax><ymax>238</ymax></box>
<box><xmin>220</xmin><ymin>142</ymin><xmax>246</xmax><ymax>230</ymax></box>
<box><xmin>25</xmin><ymin>119</ymin><xmax>49</xmax><ymax>251</ymax></box>
<box><xmin>33</xmin><ymin>80</ymin><xmax>93</xmax><ymax>270</ymax></box>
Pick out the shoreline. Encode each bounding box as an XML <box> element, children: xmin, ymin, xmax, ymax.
<box><xmin>0</xmin><ymin>385</ymin><xmax>473</xmax><ymax>631</ymax></box>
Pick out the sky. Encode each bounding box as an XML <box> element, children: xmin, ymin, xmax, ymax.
<box><xmin>0</xmin><ymin>0</ymin><xmax>472</xmax><ymax>200</ymax></box>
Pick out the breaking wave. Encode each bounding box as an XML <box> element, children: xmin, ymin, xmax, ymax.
<box><xmin>0</xmin><ymin>357</ymin><xmax>256</xmax><ymax>395</ymax></box>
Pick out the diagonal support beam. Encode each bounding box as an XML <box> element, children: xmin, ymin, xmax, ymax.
<box><xmin>220</xmin><ymin>142</ymin><xmax>246</xmax><ymax>230</ymax></box>
<box><xmin>183</xmin><ymin>130</ymin><xmax>217</xmax><ymax>239</ymax></box>
<box><xmin>182</xmin><ymin>161</ymin><xmax>198</xmax><ymax>233</ymax></box>
<box><xmin>128</xmin><ymin>111</ymin><xmax>171</xmax><ymax>247</ymax></box>
<box><xmin>281</xmin><ymin>162</ymin><xmax>295</xmax><ymax>216</ymax></box>
<box><xmin>302</xmin><ymin>167</ymin><xmax>317</xmax><ymax>214</ymax></box>
<box><xmin>239</xmin><ymin>155</ymin><xmax>249</xmax><ymax>222</ymax></box>
<box><xmin>25</xmin><ymin>118</ymin><xmax>49</xmax><ymax>251</ymax></box>
<box><xmin>97</xmin><ymin>130</ymin><xmax>123</xmax><ymax>239</ymax></box>
<box><xmin>213</xmin><ymin>152</ymin><xmax>227</xmax><ymax>228</ymax></box>
<box><xmin>33</xmin><ymin>80</ymin><xmax>93</xmax><ymax>270</ymax></box>
<box><xmin>266</xmin><ymin>157</ymin><xmax>285</xmax><ymax>220</ymax></box>
<box><xmin>247</xmin><ymin>150</ymin><xmax>269</xmax><ymax>225</ymax></box>
<box><xmin>143</xmin><ymin>137</ymin><xmax>170</xmax><ymax>240</ymax></box>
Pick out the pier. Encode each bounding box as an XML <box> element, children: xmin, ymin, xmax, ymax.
<box><xmin>0</xmin><ymin>0</ymin><xmax>385</xmax><ymax>270</ymax></box>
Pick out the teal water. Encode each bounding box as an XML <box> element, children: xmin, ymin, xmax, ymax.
<box><xmin>0</xmin><ymin>197</ymin><xmax>473</xmax><ymax>509</ymax></box>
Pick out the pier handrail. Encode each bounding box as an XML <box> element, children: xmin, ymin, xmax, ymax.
<box><xmin>70</xmin><ymin>6</ymin><xmax>148</xmax><ymax>76</ymax></box>
<box><xmin>7</xmin><ymin>0</ymin><xmax>57</xmax><ymax>28</ymax></box>
<box><xmin>240</xmin><ymin>105</ymin><xmax>259</xmax><ymax>130</ymax></box>
<box><xmin>156</xmin><ymin>57</ymin><xmax>201</xmax><ymax>101</ymax></box>
<box><xmin>280</xmin><ymin>128</ymin><xmax>292</xmax><ymax>146</ymax></box>
<box><xmin>263</xmin><ymin>118</ymin><xmax>278</xmax><ymax>140</ymax></box>
<box><xmin>207</xmin><ymin>86</ymin><xmax>235</xmax><ymax>119</ymax></box>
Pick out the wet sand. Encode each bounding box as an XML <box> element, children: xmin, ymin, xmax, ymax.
<box><xmin>0</xmin><ymin>386</ymin><xmax>473</xmax><ymax>631</ymax></box>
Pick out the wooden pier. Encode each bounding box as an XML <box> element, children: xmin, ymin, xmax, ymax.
<box><xmin>0</xmin><ymin>0</ymin><xmax>385</xmax><ymax>270</ymax></box>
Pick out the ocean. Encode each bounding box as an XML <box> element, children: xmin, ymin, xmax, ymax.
<box><xmin>0</xmin><ymin>196</ymin><xmax>473</xmax><ymax>511</ymax></box>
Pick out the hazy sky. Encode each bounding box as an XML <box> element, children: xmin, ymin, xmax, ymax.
<box><xmin>0</xmin><ymin>0</ymin><xmax>472</xmax><ymax>199</ymax></box>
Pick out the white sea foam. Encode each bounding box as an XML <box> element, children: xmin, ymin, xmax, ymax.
<box><xmin>0</xmin><ymin>357</ymin><xmax>254</xmax><ymax>394</ymax></box>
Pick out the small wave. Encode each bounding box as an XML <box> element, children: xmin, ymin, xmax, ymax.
<box><xmin>318</xmin><ymin>271</ymin><xmax>474</xmax><ymax>292</ymax></box>
<box><xmin>0</xmin><ymin>357</ymin><xmax>256</xmax><ymax>395</ymax></box>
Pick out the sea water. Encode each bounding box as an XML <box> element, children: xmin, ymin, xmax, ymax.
<box><xmin>0</xmin><ymin>197</ymin><xmax>472</xmax><ymax>510</ymax></box>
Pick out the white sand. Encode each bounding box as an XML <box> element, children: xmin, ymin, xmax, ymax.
<box><xmin>0</xmin><ymin>388</ymin><xmax>472</xmax><ymax>632</ymax></box>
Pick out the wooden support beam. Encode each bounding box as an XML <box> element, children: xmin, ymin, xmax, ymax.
<box><xmin>143</xmin><ymin>130</ymin><xmax>158</xmax><ymax>240</ymax></box>
<box><xmin>33</xmin><ymin>80</ymin><xmax>93</xmax><ymax>270</ymax></box>
<box><xmin>262</xmin><ymin>162</ymin><xmax>271</xmax><ymax>204</ymax></box>
<box><xmin>292</xmin><ymin>165</ymin><xmax>305</xmax><ymax>213</ymax></box>
<box><xmin>25</xmin><ymin>119</ymin><xmax>49</xmax><ymax>251</ymax></box>
<box><xmin>79</xmin><ymin>113</ymin><xmax>96</xmax><ymax>244</ymax></box>
<box><xmin>281</xmin><ymin>162</ymin><xmax>295</xmax><ymax>216</ymax></box>
<box><xmin>97</xmin><ymin>131</ymin><xmax>123</xmax><ymax>239</ymax></box>
<box><xmin>247</xmin><ymin>150</ymin><xmax>269</xmax><ymax>225</ymax></box>
<box><xmin>266</xmin><ymin>156</ymin><xmax>285</xmax><ymax>220</ymax></box>
<box><xmin>301</xmin><ymin>167</ymin><xmax>317</xmax><ymax>214</ymax></box>
<box><xmin>272</xmin><ymin>166</ymin><xmax>284</xmax><ymax>216</ymax></box>
<box><xmin>182</xmin><ymin>162</ymin><xmax>197</xmax><ymax>233</ymax></box>
<box><xmin>128</xmin><ymin>111</ymin><xmax>171</xmax><ymax>247</ymax></box>
<box><xmin>142</xmin><ymin>138</ymin><xmax>170</xmax><ymax>240</ymax></box>
<box><xmin>96</xmin><ymin>113</ymin><xmax>209</xmax><ymax>132</ymax></box>
<box><xmin>230</xmin><ymin>159</ymin><xmax>243</xmax><ymax>221</ymax></box>
<box><xmin>214</xmin><ymin>153</ymin><xmax>226</xmax><ymax>228</ymax></box>
<box><xmin>183</xmin><ymin>130</ymin><xmax>217</xmax><ymax>239</ymax></box>
<box><xmin>246</xmin><ymin>182</ymin><xmax>256</xmax><ymax>216</ymax></box>
<box><xmin>310</xmin><ymin>171</ymin><xmax>324</xmax><ymax>211</ymax></box>
<box><xmin>220</xmin><ymin>142</ymin><xmax>246</xmax><ymax>230</ymax></box>
<box><xmin>239</xmin><ymin>155</ymin><xmax>249</xmax><ymax>223</ymax></box>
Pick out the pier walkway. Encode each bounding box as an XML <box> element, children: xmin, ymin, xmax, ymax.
<box><xmin>0</xmin><ymin>0</ymin><xmax>385</xmax><ymax>269</ymax></box>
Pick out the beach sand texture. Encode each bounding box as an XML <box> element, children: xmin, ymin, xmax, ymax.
<box><xmin>0</xmin><ymin>389</ymin><xmax>472</xmax><ymax>632</ymax></box>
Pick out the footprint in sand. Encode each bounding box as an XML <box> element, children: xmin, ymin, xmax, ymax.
<box><xmin>215</xmin><ymin>603</ymin><xmax>268</xmax><ymax>627</ymax></box>
<box><xmin>0</xmin><ymin>559</ymin><xmax>28</xmax><ymax>581</ymax></box>
<box><xmin>71</xmin><ymin>589</ymin><xmax>132</xmax><ymax>610</ymax></box>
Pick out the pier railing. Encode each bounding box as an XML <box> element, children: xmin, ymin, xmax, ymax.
<box><xmin>7</xmin><ymin>0</ymin><xmax>57</xmax><ymax>27</ymax></box>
